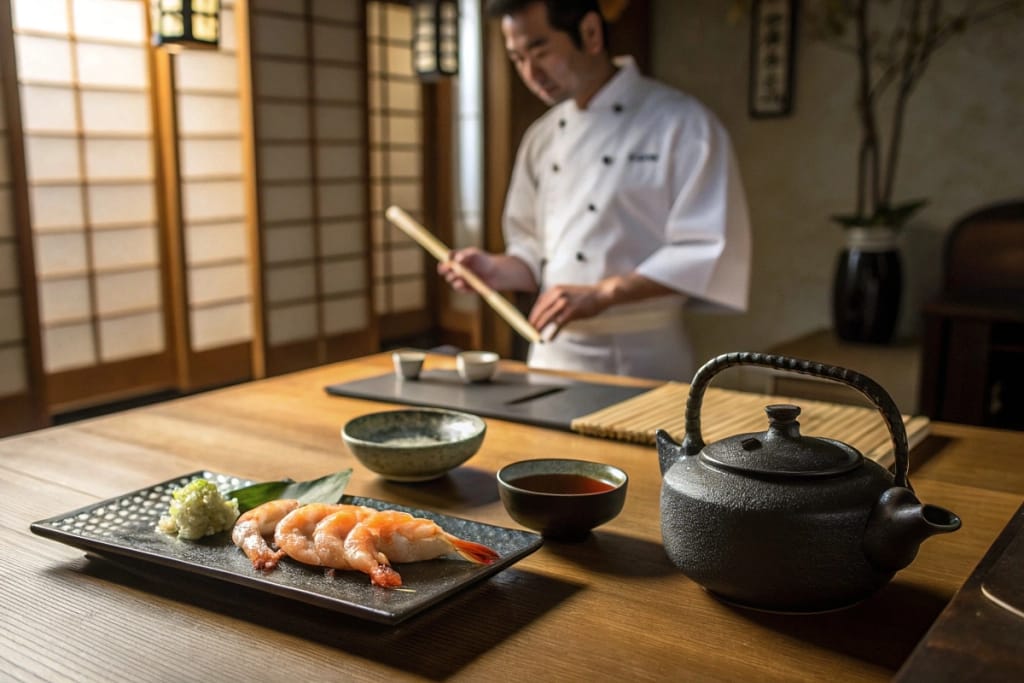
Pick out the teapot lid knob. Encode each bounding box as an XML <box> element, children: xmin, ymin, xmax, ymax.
<box><xmin>766</xmin><ymin>404</ymin><xmax>801</xmax><ymax>424</ymax></box>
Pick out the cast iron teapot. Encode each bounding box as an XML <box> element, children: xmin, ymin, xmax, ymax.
<box><xmin>656</xmin><ymin>352</ymin><xmax>961</xmax><ymax>612</ymax></box>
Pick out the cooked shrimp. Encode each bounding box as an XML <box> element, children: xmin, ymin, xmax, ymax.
<box><xmin>273</xmin><ymin>502</ymin><xmax>347</xmax><ymax>566</ymax></box>
<box><xmin>343</xmin><ymin>510</ymin><xmax>500</xmax><ymax>587</ymax></box>
<box><xmin>231</xmin><ymin>498</ymin><xmax>300</xmax><ymax>571</ymax></box>
<box><xmin>312</xmin><ymin>505</ymin><xmax>379</xmax><ymax>571</ymax></box>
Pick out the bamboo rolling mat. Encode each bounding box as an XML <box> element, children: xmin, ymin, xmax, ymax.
<box><xmin>570</xmin><ymin>382</ymin><xmax>931</xmax><ymax>469</ymax></box>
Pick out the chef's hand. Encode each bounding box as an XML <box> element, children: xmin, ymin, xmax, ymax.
<box><xmin>528</xmin><ymin>284</ymin><xmax>611</xmax><ymax>340</ymax></box>
<box><xmin>438</xmin><ymin>248</ymin><xmax>537</xmax><ymax>292</ymax></box>
<box><xmin>532</xmin><ymin>274</ymin><xmax>676</xmax><ymax>341</ymax></box>
<box><xmin>438</xmin><ymin>247</ymin><xmax>496</xmax><ymax>292</ymax></box>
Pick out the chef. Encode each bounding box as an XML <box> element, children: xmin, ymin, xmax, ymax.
<box><xmin>440</xmin><ymin>0</ymin><xmax>751</xmax><ymax>381</ymax></box>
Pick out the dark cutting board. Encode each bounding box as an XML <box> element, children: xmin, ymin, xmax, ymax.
<box><xmin>325</xmin><ymin>369</ymin><xmax>651</xmax><ymax>432</ymax></box>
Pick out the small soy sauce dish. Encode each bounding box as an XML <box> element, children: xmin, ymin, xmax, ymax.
<box><xmin>496</xmin><ymin>458</ymin><xmax>628</xmax><ymax>541</ymax></box>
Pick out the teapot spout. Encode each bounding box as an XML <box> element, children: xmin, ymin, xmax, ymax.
<box><xmin>656</xmin><ymin>429</ymin><xmax>689</xmax><ymax>476</ymax></box>
<box><xmin>863</xmin><ymin>487</ymin><xmax>961</xmax><ymax>573</ymax></box>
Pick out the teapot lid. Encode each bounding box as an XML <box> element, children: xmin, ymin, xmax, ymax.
<box><xmin>700</xmin><ymin>404</ymin><xmax>863</xmax><ymax>477</ymax></box>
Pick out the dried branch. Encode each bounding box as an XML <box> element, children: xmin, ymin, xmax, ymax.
<box><xmin>881</xmin><ymin>0</ymin><xmax>926</xmax><ymax>206</ymax></box>
<box><xmin>854</xmin><ymin>0</ymin><xmax>881</xmax><ymax>214</ymax></box>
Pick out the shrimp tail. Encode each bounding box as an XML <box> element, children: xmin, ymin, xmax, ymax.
<box><xmin>447</xmin><ymin>535</ymin><xmax>499</xmax><ymax>565</ymax></box>
<box><xmin>254</xmin><ymin>549</ymin><xmax>286</xmax><ymax>572</ymax></box>
<box><xmin>371</xmin><ymin>564</ymin><xmax>403</xmax><ymax>587</ymax></box>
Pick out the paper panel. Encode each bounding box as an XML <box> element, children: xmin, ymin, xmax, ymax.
<box><xmin>265</xmin><ymin>263</ymin><xmax>316</xmax><ymax>304</ymax></box>
<box><xmin>43</xmin><ymin>321</ymin><xmax>96</xmax><ymax>372</ymax></box>
<box><xmin>262</xmin><ymin>224</ymin><xmax>315</xmax><ymax>264</ymax></box>
<box><xmin>25</xmin><ymin>136</ymin><xmax>81</xmax><ymax>182</ymax></box>
<box><xmin>38</xmin><ymin>276</ymin><xmax>91</xmax><ymax>324</ymax></box>
<box><xmin>319</xmin><ymin>219</ymin><xmax>365</xmax><ymax>257</ymax></box>
<box><xmin>188</xmin><ymin>263</ymin><xmax>251</xmax><ymax>306</ymax></box>
<box><xmin>317</xmin><ymin>181</ymin><xmax>365</xmax><ymax>218</ymax></box>
<box><xmin>80</xmin><ymin>91</ymin><xmax>151</xmax><ymax>134</ymax></box>
<box><xmin>323</xmin><ymin>295</ymin><xmax>367</xmax><ymax>335</ymax></box>
<box><xmin>185</xmin><ymin>221</ymin><xmax>248</xmax><ymax>265</ymax></box>
<box><xmin>34</xmin><ymin>231</ymin><xmax>87</xmax><ymax>276</ymax></box>
<box><xmin>84</xmin><ymin>138</ymin><xmax>153</xmax><ymax>180</ymax></box>
<box><xmin>19</xmin><ymin>86</ymin><xmax>77</xmax><ymax>132</ymax></box>
<box><xmin>315</xmin><ymin>104</ymin><xmax>364</xmax><ymax>141</ymax></box>
<box><xmin>177</xmin><ymin>94</ymin><xmax>241</xmax><ymax>136</ymax></box>
<box><xmin>76</xmin><ymin>43</ymin><xmax>147</xmax><ymax>89</ymax></box>
<box><xmin>256</xmin><ymin>102</ymin><xmax>310</xmax><ymax>140</ymax></box>
<box><xmin>320</xmin><ymin>258</ymin><xmax>365</xmax><ymax>295</ymax></box>
<box><xmin>266</xmin><ymin>302</ymin><xmax>316</xmax><ymax>345</ymax></box>
<box><xmin>258</xmin><ymin>144</ymin><xmax>311</xmax><ymax>182</ymax></box>
<box><xmin>179</xmin><ymin>138</ymin><xmax>243</xmax><ymax>178</ymax></box>
<box><xmin>99</xmin><ymin>311</ymin><xmax>164</xmax><ymax>361</ymax></box>
<box><xmin>73</xmin><ymin>0</ymin><xmax>146</xmax><ymax>43</ymax></box>
<box><xmin>91</xmin><ymin>227</ymin><xmax>157</xmax><ymax>270</ymax></box>
<box><xmin>182</xmin><ymin>180</ymin><xmax>245</xmax><ymax>222</ymax></box>
<box><xmin>260</xmin><ymin>184</ymin><xmax>313</xmax><ymax>223</ymax></box>
<box><xmin>190</xmin><ymin>300</ymin><xmax>252</xmax><ymax>350</ymax></box>
<box><xmin>95</xmin><ymin>269</ymin><xmax>161</xmax><ymax>316</ymax></box>
<box><xmin>15</xmin><ymin>35</ymin><xmax>73</xmax><ymax>84</ymax></box>
<box><xmin>88</xmin><ymin>184</ymin><xmax>156</xmax><ymax>226</ymax></box>
<box><xmin>254</xmin><ymin>60</ymin><xmax>308</xmax><ymax>100</ymax></box>
<box><xmin>317</xmin><ymin>144</ymin><xmax>362</xmax><ymax>179</ymax></box>
<box><xmin>30</xmin><ymin>185</ymin><xmax>83</xmax><ymax>230</ymax></box>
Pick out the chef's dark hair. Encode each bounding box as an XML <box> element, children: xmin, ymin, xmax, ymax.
<box><xmin>486</xmin><ymin>0</ymin><xmax>609</xmax><ymax>51</ymax></box>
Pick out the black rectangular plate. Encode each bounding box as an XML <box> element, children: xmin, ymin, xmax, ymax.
<box><xmin>30</xmin><ymin>471</ymin><xmax>543</xmax><ymax>625</ymax></box>
<box><xmin>326</xmin><ymin>370</ymin><xmax>651</xmax><ymax>431</ymax></box>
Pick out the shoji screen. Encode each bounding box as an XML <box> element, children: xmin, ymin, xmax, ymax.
<box><xmin>171</xmin><ymin>0</ymin><xmax>254</xmax><ymax>386</ymax></box>
<box><xmin>11</xmin><ymin>0</ymin><xmax>175</xmax><ymax>410</ymax></box>
<box><xmin>367</xmin><ymin>1</ymin><xmax>430</xmax><ymax>340</ymax></box>
<box><xmin>249</xmin><ymin>0</ymin><xmax>375</xmax><ymax>375</ymax></box>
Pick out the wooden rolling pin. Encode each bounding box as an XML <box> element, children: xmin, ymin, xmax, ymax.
<box><xmin>384</xmin><ymin>206</ymin><xmax>542</xmax><ymax>344</ymax></box>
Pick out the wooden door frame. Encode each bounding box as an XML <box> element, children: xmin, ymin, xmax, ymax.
<box><xmin>0</xmin><ymin>0</ymin><xmax>49</xmax><ymax>433</ymax></box>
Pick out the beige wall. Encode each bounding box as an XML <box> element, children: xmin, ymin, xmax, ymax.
<box><xmin>651</xmin><ymin>0</ymin><xmax>1024</xmax><ymax>366</ymax></box>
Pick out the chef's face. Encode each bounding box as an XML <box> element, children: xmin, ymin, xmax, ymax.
<box><xmin>502</xmin><ymin>3</ymin><xmax>591</xmax><ymax>106</ymax></box>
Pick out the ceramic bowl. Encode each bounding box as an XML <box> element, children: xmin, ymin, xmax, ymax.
<box><xmin>456</xmin><ymin>350</ymin><xmax>500</xmax><ymax>383</ymax></box>
<box><xmin>342</xmin><ymin>408</ymin><xmax>486</xmax><ymax>482</ymax></box>
<box><xmin>496</xmin><ymin>458</ymin><xmax>628</xmax><ymax>540</ymax></box>
<box><xmin>392</xmin><ymin>349</ymin><xmax>426</xmax><ymax>380</ymax></box>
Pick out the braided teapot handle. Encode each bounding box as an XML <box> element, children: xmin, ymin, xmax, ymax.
<box><xmin>680</xmin><ymin>352</ymin><xmax>910</xmax><ymax>488</ymax></box>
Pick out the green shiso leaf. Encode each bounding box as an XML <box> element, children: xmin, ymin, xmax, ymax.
<box><xmin>227</xmin><ymin>469</ymin><xmax>353</xmax><ymax>512</ymax></box>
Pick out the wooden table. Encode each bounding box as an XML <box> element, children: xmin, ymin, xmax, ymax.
<box><xmin>2</xmin><ymin>353</ymin><xmax>1022</xmax><ymax>682</ymax></box>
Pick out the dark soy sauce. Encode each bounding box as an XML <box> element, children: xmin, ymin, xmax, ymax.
<box><xmin>509</xmin><ymin>473</ymin><xmax>616</xmax><ymax>494</ymax></box>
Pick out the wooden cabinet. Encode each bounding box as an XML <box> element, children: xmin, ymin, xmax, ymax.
<box><xmin>918</xmin><ymin>200</ymin><xmax>1024</xmax><ymax>431</ymax></box>
<box><xmin>920</xmin><ymin>300</ymin><xmax>1024</xmax><ymax>430</ymax></box>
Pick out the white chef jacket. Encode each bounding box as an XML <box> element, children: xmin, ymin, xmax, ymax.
<box><xmin>502</xmin><ymin>57</ymin><xmax>751</xmax><ymax>381</ymax></box>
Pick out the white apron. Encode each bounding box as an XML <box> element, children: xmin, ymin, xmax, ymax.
<box><xmin>529</xmin><ymin>300</ymin><xmax>694</xmax><ymax>381</ymax></box>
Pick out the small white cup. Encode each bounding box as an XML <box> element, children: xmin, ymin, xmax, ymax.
<box><xmin>392</xmin><ymin>350</ymin><xmax>426</xmax><ymax>380</ymax></box>
<box><xmin>456</xmin><ymin>350</ymin><xmax>500</xmax><ymax>383</ymax></box>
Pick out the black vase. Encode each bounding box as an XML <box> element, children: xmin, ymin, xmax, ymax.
<box><xmin>832</xmin><ymin>229</ymin><xmax>902</xmax><ymax>344</ymax></box>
